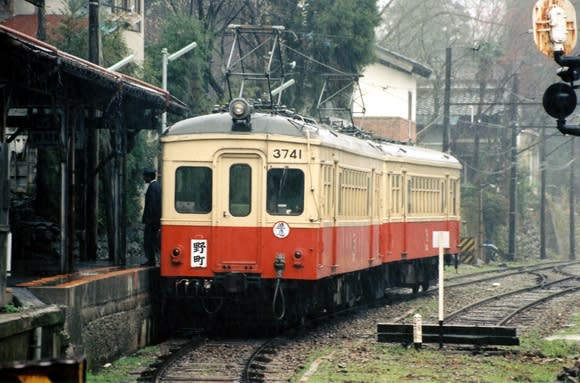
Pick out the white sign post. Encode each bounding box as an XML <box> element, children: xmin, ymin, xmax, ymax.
<box><xmin>433</xmin><ymin>231</ymin><xmax>449</xmax><ymax>348</ymax></box>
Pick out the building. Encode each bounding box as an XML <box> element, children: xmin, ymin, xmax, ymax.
<box><xmin>0</xmin><ymin>0</ymin><xmax>144</xmax><ymax>62</ymax></box>
<box><xmin>353</xmin><ymin>45</ymin><xmax>432</xmax><ymax>143</ymax></box>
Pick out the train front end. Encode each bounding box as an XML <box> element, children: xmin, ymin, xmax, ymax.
<box><xmin>159</xmin><ymin>100</ymin><xmax>320</xmax><ymax>321</ymax></box>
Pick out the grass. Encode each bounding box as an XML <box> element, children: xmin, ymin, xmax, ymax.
<box><xmin>291</xmin><ymin>307</ymin><xmax>580</xmax><ymax>383</ymax></box>
<box><xmin>554</xmin><ymin>312</ymin><xmax>580</xmax><ymax>336</ymax></box>
<box><xmin>0</xmin><ymin>303</ymin><xmax>21</xmax><ymax>313</ymax></box>
<box><xmin>86</xmin><ymin>345</ymin><xmax>161</xmax><ymax>383</ymax></box>
<box><xmin>293</xmin><ymin>342</ymin><xmax>572</xmax><ymax>383</ymax></box>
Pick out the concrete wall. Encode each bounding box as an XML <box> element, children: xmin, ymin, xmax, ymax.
<box><xmin>16</xmin><ymin>266</ymin><xmax>160</xmax><ymax>369</ymax></box>
<box><xmin>0</xmin><ymin>305</ymin><xmax>65</xmax><ymax>362</ymax></box>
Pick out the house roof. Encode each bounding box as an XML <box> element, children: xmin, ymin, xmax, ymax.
<box><xmin>375</xmin><ymin>45</ymin><xmax>432</xmax><ymax>78</ymax></box>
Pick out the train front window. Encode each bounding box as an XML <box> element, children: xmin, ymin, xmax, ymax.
<box><xmin>175</xmin><ymin>166</ymin><xmax>212</xmax><ymax>214</ymax></box>
<box><xmin>229</xmin><ymin>164</ymin><xmax>251</xmax><ymax>216</ymax></box>
<box><xmin>267</xmin><ymin>168</ymin><xmax>304</xmax><ymax>215</ymax></box>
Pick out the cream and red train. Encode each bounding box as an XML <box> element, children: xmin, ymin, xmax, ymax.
<box><xmin>160</xmin><ymin>98</ymin><xmax>461</xmax><ymax>322</ymax></box>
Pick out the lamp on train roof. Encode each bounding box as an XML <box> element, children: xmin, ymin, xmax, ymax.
<box><xmin>229</xmin><ymin>98</ymin><xmax>252</xmax><ymax>131</ymax></box>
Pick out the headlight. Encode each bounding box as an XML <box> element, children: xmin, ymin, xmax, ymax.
<box><xmin>229</xmin><ymin>98</ymin><xmax>251</xmax><ymax>120</ymax></box>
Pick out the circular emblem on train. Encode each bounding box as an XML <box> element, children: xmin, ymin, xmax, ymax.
<box><xmin>273</xmin><ymin>221</ymin><xmax>290</xmax><ymax>238</ymax></box>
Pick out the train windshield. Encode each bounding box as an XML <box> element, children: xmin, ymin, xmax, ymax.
<box><xmin>267</xmin><ymin>168</ymin><xmax>304</xmax><ymax>215</ymax></box>
<box><xmin>174</xmin><ymin>166</ymin><xmax>212</xmax><ymax>214</ymax></box>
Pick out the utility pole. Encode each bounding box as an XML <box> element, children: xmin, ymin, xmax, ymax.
<box><xmin>570</xmin><ymin>138</ymin><xmax>576</xmax><ymax>260</ymax></box>
<box><xmin>540</xmin><ymin>127</ymin><xmax>546</xmax><ymax>259</ymax></box>
<box><xmin>508</xmin><ymin>75</ymin><xmax>519</xmax><ymax>262</ymax></box>
<box><xmin>36</xmin><ymin>2</ymin><xmax>46</xmax><ymax>41</ymax></box>
<box><xmin>443</xmin><ymin>47</ymin><xmax>451</xmax><ymax>153</ymax></box>
<box><xmin>88</xmin><ymin>0</ymin><xmax>102</xmax><ymax>65</ymax></box>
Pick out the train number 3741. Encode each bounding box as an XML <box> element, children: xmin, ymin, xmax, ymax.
<box><xmin>272</xmin><ymin>148</ymin><xmax>302</xmax><ymax>159</ymax></box>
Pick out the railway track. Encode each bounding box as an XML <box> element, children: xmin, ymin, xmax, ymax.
<box><xmin>151</xmin><ymin>336</ymin><xmax>298</xmax><ymax>383</ymax></box>
<box><xmin>152</xmin><ymin>338</ymin><xmax>265</xmax><ymax>382</ymax></box>
<box><xmin>444</xmin><ymin>260</ymin><xmax>580</xmax><ymax>289</ymax></box>
<box><xmin>147</xmin><ymin>261</ymin><xmax>580</xmax><ymax>381</ymax></box>
<box><xmin>445</xmin><ymin>263</ymin><xmax>580</xmax><ymax>329</ymax></box>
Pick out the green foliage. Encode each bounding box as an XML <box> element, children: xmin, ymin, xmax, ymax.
<box><xmin>1</xmin><ymin>303</ymin><xmax>21</xmax><ymax>313</ymax></box>
<box><xmin>302</xmin><ymin>0</ymin><xmax>379</xmax><ymax>73</ymax></box>
<box><xmin>48</xmin><ymin>0</ymin><xmax>133</xmax><ymax>68</ymax></box>
<box><xmin>145</xmin><ymin>1</ymin><xmax>380</xmax><ymax>116</ymax></box>
<box><xmin>143</xmin><ymin>15</ymin><xmax>210</xmax><ymax>118</ymax></box>
<box><xmin>49</xmin><ymin>0</ymin><xmax>88</xmax><ymax>57</ymax></box>
<box><xmin>284</xmin><ymin>0</ymin><xmax>380</xmax><ymax>114</ymax></box>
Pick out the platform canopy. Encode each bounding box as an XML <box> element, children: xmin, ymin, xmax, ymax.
<box><xmin>0</xmin><ymin>25</ymin><xmax>187</xmax><ymax>133</ymax></box>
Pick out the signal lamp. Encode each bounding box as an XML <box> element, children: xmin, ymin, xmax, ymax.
<box><xmin>543</xmin><ymin>82</ymin><xmax>577</xmax><ymax>119</ymax></box>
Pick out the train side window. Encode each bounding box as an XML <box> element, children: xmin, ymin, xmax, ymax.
<box><xmin>267</xmin><ymin>168</ymin><xmax>304</xmax><ymax>215</ymax></box>
<box><xmin>229</xmin><ymin>164</ymin><xmax>251</xmax><ymax>216</ymax></box>
<box><xmin>175</xmin><ymin>166</ymin><xmax>212</xmax><ymax>214</ymax></box>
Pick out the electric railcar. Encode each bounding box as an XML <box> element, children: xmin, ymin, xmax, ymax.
<box><xmin>160</xmin><ymin>98</ymin><xmax>461</xmax><ymax>323</ymax></box>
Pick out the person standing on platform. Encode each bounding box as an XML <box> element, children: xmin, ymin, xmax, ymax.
<box><xmin>142</xmin><ymin>168</ymin><xmax>161</xmax><ymax>266</ymax></box>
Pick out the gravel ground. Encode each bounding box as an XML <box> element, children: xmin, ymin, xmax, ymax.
<box><xmin>90</xmin><ymin>265</ymin><xmax>580</xmax><ymax>382</ymax></box>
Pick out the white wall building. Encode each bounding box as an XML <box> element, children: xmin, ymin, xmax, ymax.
<box><xmin>353</xmin><ymin>45</ymin><xmax>431</xmax><ymax>143</ymax></box>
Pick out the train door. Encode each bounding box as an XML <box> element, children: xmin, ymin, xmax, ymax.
<box><xmin>214</xmin><ymin>153</ymin><xmax>264</xmax><ymax>271</ymax></box>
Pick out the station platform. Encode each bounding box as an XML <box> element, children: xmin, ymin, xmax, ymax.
<box><xmin>0</xmin><ymin>263</ymin><xmax>161</xmax><ymax>370</ymax></box>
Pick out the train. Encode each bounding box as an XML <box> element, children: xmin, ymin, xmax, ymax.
<box><xmin>158</xmin><ymin>96</ymin><xmax>462</xmax><ymax>326</ymax></box>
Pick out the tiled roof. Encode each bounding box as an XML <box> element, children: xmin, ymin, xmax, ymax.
<box><xmin>375</xmin><ymin>45</ymin><xmax>432</xmax><ymax>78</ymax></box>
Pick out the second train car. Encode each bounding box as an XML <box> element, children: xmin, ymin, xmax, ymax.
<box><xmin>160</xmin><ymin>98</ymin><xmax>461</xmax><ymax>324</ymax></box>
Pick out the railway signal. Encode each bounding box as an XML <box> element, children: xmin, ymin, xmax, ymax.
<box><xmin>533</xmin><ymin>0</ymin><xmax>580</xmax><ymax>135</ymax></box>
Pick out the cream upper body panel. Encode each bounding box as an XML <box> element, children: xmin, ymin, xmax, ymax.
<box><xmin>161</xmin><ymin>110</ymin><xmax>462</xmax><ymax>227</ymax></box>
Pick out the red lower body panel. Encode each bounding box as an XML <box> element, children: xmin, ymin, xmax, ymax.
<box><xmin>160</xmin><ymin>220</ymin><xmax>460</xmax><ymax>280</ymax></box>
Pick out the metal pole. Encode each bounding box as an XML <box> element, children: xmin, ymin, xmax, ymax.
<box><xmin>107</xmin><ymin>54</ymin><xmax>135</xmax><ymax>72</ymax></box>
<box><xmin>438</xmin><ymin>240</ymin><xmax>444</xmax><ymax>349</ymax></box>
<box><xmin>161</xmin><ymin>48</ymin><xmax>168</xmax><ymax>132</ymax></box>
<box><xmin>161</xmin><ymin>42</ymin><xmax>196</xmax><ymax>132</ymax></box>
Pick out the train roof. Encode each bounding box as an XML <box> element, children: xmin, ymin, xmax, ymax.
<box><xmin>164</xmin><ymin>111</ymin><xmax>461</xmax><ymax>168</ymax></box>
